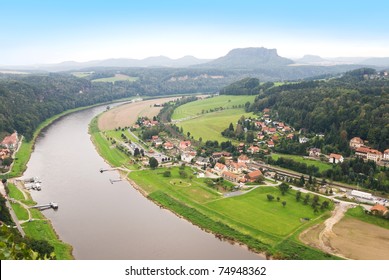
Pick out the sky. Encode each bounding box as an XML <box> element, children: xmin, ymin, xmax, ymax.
<box><xmin>1</xmin><ymin>0</ymin><xmax>389</xmax><ymax>65</ymax></box>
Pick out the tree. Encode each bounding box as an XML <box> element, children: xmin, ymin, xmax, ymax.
<box><xmin>2</xmin><ymin>157</ymin><xmax>13</xmax><ymax>166</ymax></box>
<box><xmin>267</xmin><ymin>194</ymin><xmax>274</xmax><ymax>201</ymax></box>
<box><xmin>296</xmin><ymin>190</ymin><xmax>302</xmax><ymax>201</ymax></box>
<box><xmin>163</xmin><ymin>170</ymin><xmax>171</xmax><ymax>177</ymax></box>
<box><xmin>187</xmin><ymin>131</ymin><xmax>191</xmax><ymax>138</ymax></box>
<box><xmin>228</xmin><ymin>122</ymin><xmax>234</xmax><ymax>131</ymax></box>
<box><xmin>303</xmin><ymin>194</ymin><xmax>310</xmax><ymax>205</ymax></box>
<box><xmin>246</xmin><ymin>131</ymin><xmax>254</xmax><ymax>143</ymax></box>
<box><xmin>179</xmin><ymin>163</ymin><xmax>186</xmax><ymax>170</ymax></box>
<box><xmin>133</xmin><ymin>148</ymin><xmax>140</xmax><ymax>157</ymax></box>
<box><xmin>179</xmin><ymin>170</ymin><xmax>188</xmax><ymax>178</ymax></box>
<box><xmin>299</xmin><ymin>175</ymin><xmax>305</xmax><ymax>186</ymax></box>
<box><xmin>282</xmin><ymin>201</ymin><xmax>286</xmax><ymax>207</ymax></box>
<box><xmin>1</xmin><ymin>178</ymin><xmax>7</xmax><ymax>185</ymax></box>
<box><xmin>279</xmin><ymin>182</ymin><xmax>289</xmax><ymax>195</ymax></box>
<box><xmin>149</xmin><ymin>157</ymin><xmax>158</xmax><ymax>169</ymax></box>
<box><xmin>277</xmin><ymin>197</ymin><xmax>280</xmax><ymax>202</ymax></box>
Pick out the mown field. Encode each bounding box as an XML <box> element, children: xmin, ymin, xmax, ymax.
<box><xmin>129</xmin><ymin>167</ymin><xmax>337</xmax><ymax>259</ymax></box>
<box><xmin>178</xmin><ymin>109</ymin><xmax>255</xmax><ymax>143</ymax></box>
<box><xmin>271</xmin><ymin>153</ymin><xmax>333</xmax><ymax>173</ymax></box>
<box><xmin>172</xmin><ymin>95</ymin><xmax>256</xmax><ymax>120</ymax></box>
<box><xmin>92</xmin><ymin>74</ymin><xmax>139</xmax><ymax>83</ymax></box>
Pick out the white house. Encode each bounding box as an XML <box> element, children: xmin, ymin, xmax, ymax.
<box><xmin>181</xmin><ymin>151</ymin><xmax>196</xmax><ymax>163</ymax></box>
<box><xmin>329</xmin><ymin>153</ymin><xmax>344</xmax><ymax>164</ymax></box>
<box><xmin>384</xmin><ymin>149</ymin><xmax>389</xmax><ymax>161</ymax></box>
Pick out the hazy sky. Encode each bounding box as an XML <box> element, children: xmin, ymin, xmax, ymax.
<box><xmin>1</xmin><ymin>0</ymin><xmax>389</xmax><ymax>65</ymax></box>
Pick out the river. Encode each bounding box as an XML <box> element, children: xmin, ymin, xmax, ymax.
<box><xmin>23</xmin><ymin>103</ymin><xmax>263</xmax><ymax>260</ymax></box>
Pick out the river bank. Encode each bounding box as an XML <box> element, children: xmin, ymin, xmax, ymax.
<box><xmin>1</xmin><ymin>99</ymin><xmax>137</xmax><ymax>259</ymax></box>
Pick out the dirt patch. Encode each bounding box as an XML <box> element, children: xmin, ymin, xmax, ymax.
<box><xmin>330</xmin><ymin>217</ymin><xmax>389</xmax><ymax>260</ymax></box>
<box><xmin>301</xmin><ymin>204</ymin><xmax>389</xmax><ymax>259</ymax></box>
<box><xmin>300</xmin><ymin>203</ymin><xmax>351</xmax><ymax>258</ymax></box>
<box><xmin>98</xmin><ymin>97</ymin><xmax>177</xmax><ymax>131</ymax></box>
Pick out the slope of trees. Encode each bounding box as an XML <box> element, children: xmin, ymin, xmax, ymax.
<box><xmin>248</xmin><ymin>68</ymin><xmax>389</xmax><ymax>151</ymax></box>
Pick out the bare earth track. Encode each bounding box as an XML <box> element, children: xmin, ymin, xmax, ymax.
<box><xmin>98</xmin><ymin>97</ymin><xmax>177</xmax><ymax>131</ymax></box>
<box><xmin>300</xmin><ymin>203</ymin><xmax>389</xmax><ymax>259</ymax></box>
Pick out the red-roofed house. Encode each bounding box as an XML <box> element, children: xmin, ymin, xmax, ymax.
<box><xmin>245</xmin><ymin>170</ymin><xmax>263</xmax><ymax>182</ymax></box>
<box><xmin>222</xmin><ymin>171</ymin><xmax>240</xmax><ymax>183</ymax></box>
<box><xmin>371</xmin><ymin>204</ymin><xmax>388</xmax><ymax>215</ymax></box>
<box><xmin>0</xmin><ymin>149</ymin><xmax>10</xmax><ymax>160</ymax></box>
<box><xmin>267</xmin><ymin>141</ymin><xmax>274</xmax><ymax>148</ymax></box>
<box><xmin>350</xmin><ymin>137</ymin><xmax>364</xmax><ymax>149</ymax></box>
<box><xmin>329</xmin><ymin>153</ymin><xmax>344</xmax><ymax>164</ymax></box>
<box><xmin>1</xmin><ymin>132</ymin><xmax>18</xmax><ymax>150</ymax></box>
<box><xmin>226</xmin><ymin>161</ymin><xmax>247</xmax><ymax>173</ymax></box>
<box><xmin>267</xmin><ymin>128</ymin><xmax>277</xmax><ymax>135</ymax></box>
<box><xmin>214</xmin><ymin>163</ymin><xmax>228</xmax><ymax>175</ymax></box>
<box><xmin>286</xmin><ymin>133</ymin><xmax>294</xmax><ymax>140</ymax></box>
<box><xmin>163</xmin><ymin>142</ymin><xmax>174</xmax><ymax>150</ymax></box>
<box><xmin>238</xmin><ymin>154</ymin><xmax>250</xmax><ymax>163</ymax></box>
<box><xmin>179</xmin><ymin>141</ymin><xmax>191</xmax><ymax>150</ymax></box>
<box><xmin>367</xmin><ymin>149</ymin><xmax>382</xmax><ymax>162</ymax></box>
<box><xmin>247</xmin><ymin>146</ymin><xmax>260</xmax><ymax>154</ymax></box>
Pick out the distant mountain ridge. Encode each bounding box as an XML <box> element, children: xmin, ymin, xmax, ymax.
<box><xmin>2</xmin><ymin>46</ymin><xmax>389</xmax><ymax>72</ymax></box>
<box><xmin>2</xmin><ymin>56</ymin><xmax>212</xmax><ymax>72</ymax></box>
<box><xmin>196</xmin><ymin>47</ymin><xmax>294</xmax><ymax>69</ymax></box>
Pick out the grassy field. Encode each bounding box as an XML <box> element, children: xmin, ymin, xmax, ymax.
<box><xmin>129</xmin><ymin>167</ymin><xmax>221</xmax><ymax>204</ymax></box>
<box><xmin>172</xmin><ymin>95</ymin><xmax>256</xmax><ymax>120</ymax></box>
<box><xmin>71</xmin><ymin>71</ymin><xmax>93</xmax><ymax>78</ymax></box>
<box><xmin>90</xmin><ymin>116</ymin><xmax>139</xmax><ymax>170</ymax></box>
<box><xmin>205</xmin><ymin>187</ymin><xmax>318</xmax><ymax>237</ymax></box>
<box><xmin>271</xmin><ymin>153</ymin><xmax>333</xmax><ymax>173</ymax></box>
<box><xmin>92</xmin><ymin>74</ymin><xmax>139</xmax><ymax>83</ymax></box>
<box><xmin>178</xmin><ymin>109</ymin><xmax>255</xmax><ymax>142</ymax></box>
<box><xmin>10</xmin><ymin>202</ymin><xmax>29</xmax><ymax>220</ymax></box>
<box><xmin>129</xmin><ymin>166</ymin><xmax>336</xmax><ymax>259</ymax></box>
<box><xmin>7</xmin><ymin>183</ymin><xmax>25</xmax><ymax>201</ymax></box>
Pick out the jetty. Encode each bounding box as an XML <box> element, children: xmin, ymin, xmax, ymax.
<box><xmin>31</xmin><ymin>202</ymin><xmax>58</xmax><ymax>211</ymax></box>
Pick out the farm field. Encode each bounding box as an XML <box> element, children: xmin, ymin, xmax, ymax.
<box><xmin>91</xmin><ymin>73</ymin><xmax>139</xmax><ymax>83</ymax></box>
<box><xmin>172</xmin><ymin>95</ymin><xmax>256</xmax><ymax>120</ymax></box>
<box><xmin>178</xmin><ymin>109</ymin><xmax>255</xmax><ymax>142</ymax></box>
<box><xmin>98</xmin><ymin>97</ymin><xmax>176</xmax><ymax>131</ymax></box>
<box><xmin>271</xmin><ymin>153</ymin><xmax>333</xmax><ymax>173</ymax></box>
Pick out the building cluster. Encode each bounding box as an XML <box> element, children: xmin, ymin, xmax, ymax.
<box><xmin>0</xmin><ymin>132</ymin><xmax>19</xmax><ymax>170</ymax></box>
<box><xmin>350</xmin><ymin>137</ymin><xmax>388</xmax><ymax>163</ymax></box>
<box><xmin>254</xmin><ymin>108</ymin><xmax>295</xmax><ymax>149</ymax></box>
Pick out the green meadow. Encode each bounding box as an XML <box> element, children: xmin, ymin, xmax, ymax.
<box><xmin>178</xmin><ymin>109</ymin><xmax>255</xmax><ymax>142</ymax></box>
<box><xmin>172</xmin><ymin>95</ymin><xmax>256</xmax><ymax>120</ymax></box>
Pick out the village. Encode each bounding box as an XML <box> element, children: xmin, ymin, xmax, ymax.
<box><xmin>100</xmin><ymin>107</ymin><xmax>389</xmax><ymax>211</ymax></box>
<box><xmin>0</xmin><ymin>132</ymin><xmax>20</xmax><ymax>174</ymax></box>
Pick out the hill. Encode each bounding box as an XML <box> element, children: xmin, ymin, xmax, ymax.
<box><xmin>245</xmin><ymin>68</ymin><xmax>389</xmax><ymax>152</ymax></box>
<box><xmin>196</xmin><ymin>47</ymin><xmax>294</xmax><ymax>69</ymax></box>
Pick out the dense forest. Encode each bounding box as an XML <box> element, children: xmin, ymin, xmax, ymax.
<box><xmin>223</xmin><ymin>68</ymin><xmax>389</xmax><ymax>151</ymax></box>
<box><xmin>0</xmin><ymin>74</ymin><xmax>137</xmax><ymax>140</ymax></box>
